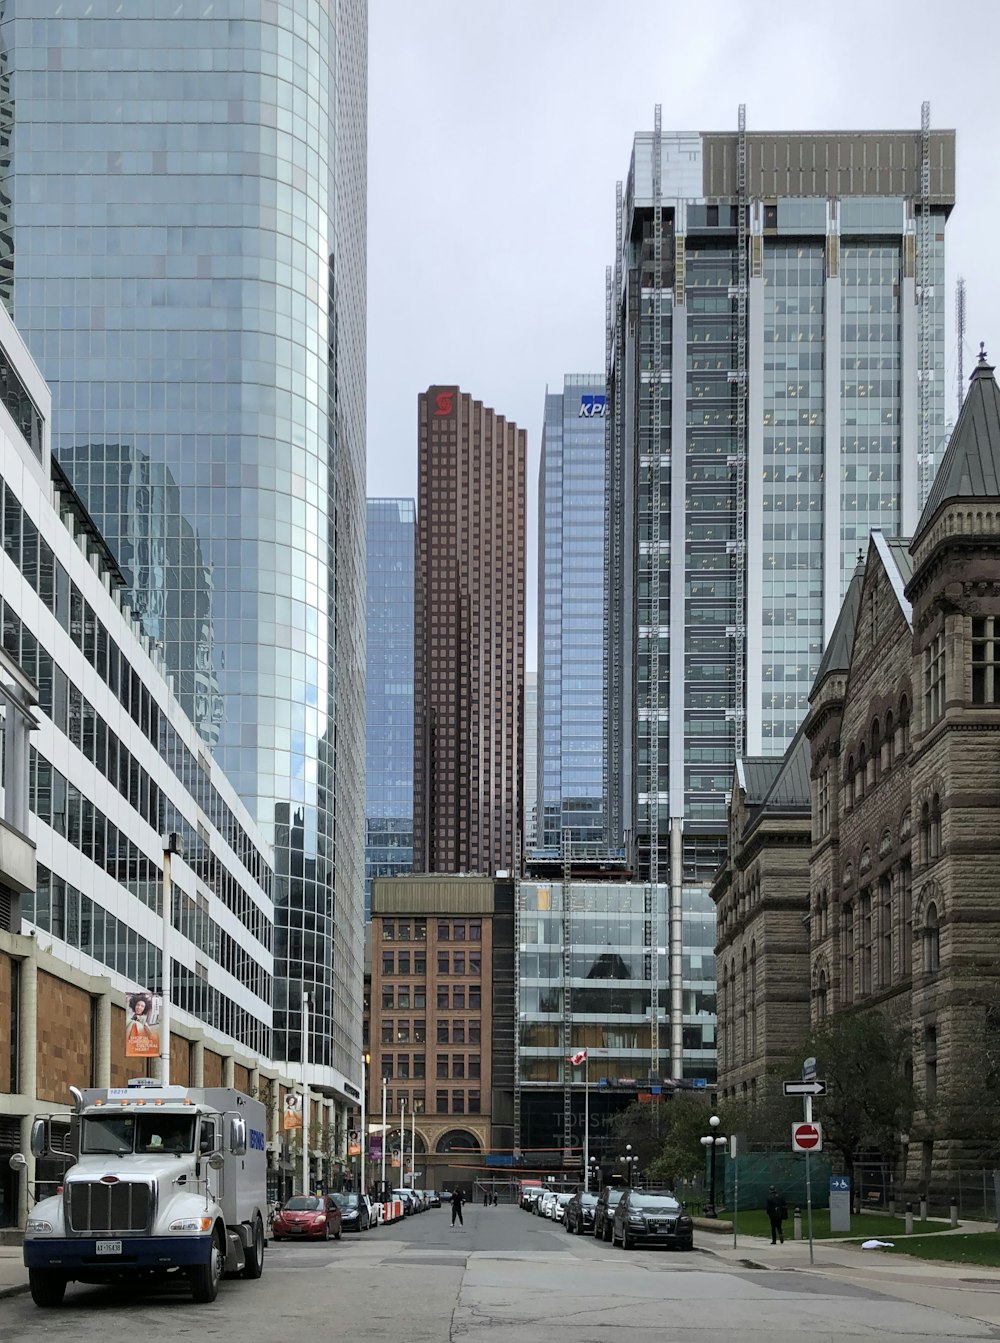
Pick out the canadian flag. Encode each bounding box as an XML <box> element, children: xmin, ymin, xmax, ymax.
<box><xmin>567</xmin><ymin>1050</ymin><xmax>588</xmax><ymax>1066</ymax></box>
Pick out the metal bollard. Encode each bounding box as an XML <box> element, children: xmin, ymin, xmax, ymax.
<box><xmin>793</xmin><ymin>1206</ymin><xmax>802</xmax><ymax>1241</ymax></box>
<box><xmin>920</xmin><ymin>1193</ymin><xmax>928</xmax><ymax>1223</ymax></box>
<box><xmin>905</xmin><ymin>1201</ymin><xmax>914</xmax><ymax>1235</ymax></box>
<box><xmin>950</xmin><ymin>1198</ymin><xmax>958</xmax><ymax>1229</ymax></box>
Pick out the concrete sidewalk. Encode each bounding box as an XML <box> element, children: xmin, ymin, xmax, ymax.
<box><xmin>700</xmin><ymin>1225</ymin><xmax>1000</xmax><ymax>1329</ymax></box>
<box><xmin>0</xmin><ymin>1245</ymin><xmax>27</xmax><ymax>1298</ymax></box>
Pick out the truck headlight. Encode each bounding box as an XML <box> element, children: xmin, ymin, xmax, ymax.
<box><xmin>26</xmin><ymin>1218</ymin><xmax>53</xmax><ymax>1233</ymax></box>
<box><xmin>169</xmin><ymin>1217</ymin><xmax>214</xmax><ymax>1233</ymax></box>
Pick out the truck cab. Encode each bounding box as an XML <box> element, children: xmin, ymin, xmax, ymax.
<box><xmin>14</xmin><ymin>1082</ymin><xmax>268</xmax><ymax>1307</ymax></box>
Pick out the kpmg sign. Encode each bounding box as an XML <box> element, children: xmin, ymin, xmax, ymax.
<box><xmin>578</xmin><ymin>394</ymin><xmax>607</xmax><ymax>418</ymax></box>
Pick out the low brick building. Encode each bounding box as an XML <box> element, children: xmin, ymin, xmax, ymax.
<box><xmin>368</xmin><ymin>874</ymin><xmax>514</xmax><ymax>1193</ymax></box>
<box><xmin>716</xmin><ymin>351</ymin><xmax>1000</xmax><ymax>1185</ymax></box>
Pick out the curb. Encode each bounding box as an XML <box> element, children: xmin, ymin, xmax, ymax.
<box><xmin>0</xmin><ymin>1283</ymin><xmax>28</xmax><ymax>1300</ymax></box>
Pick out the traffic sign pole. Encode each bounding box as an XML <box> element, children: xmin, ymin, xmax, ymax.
<box><xmin>804</xmin><ymin>1092</ymin><xmax>814</xmax><ymax>1264</ymax></box>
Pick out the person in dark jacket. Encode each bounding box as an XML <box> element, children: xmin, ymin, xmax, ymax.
<box><xmin>766</xmin><ymin>1185</ymin><xmax>787</xmax><ymax>1244</ymax></box>
<box><xmin>451</xmin><ymin>1188</ymin><xmax>464</xmax><ymax>1227</ymax></box>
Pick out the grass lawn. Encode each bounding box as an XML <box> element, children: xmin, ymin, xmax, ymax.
<box><xmin>845</xmin><ymin>1232</ymin><xmax>1000</xmax><ymax>1266</ymax></box>
<box><xmin>732</xmin><ymin>1207</ymin><xmax>951</xmax><ymax>1240</ymax></box>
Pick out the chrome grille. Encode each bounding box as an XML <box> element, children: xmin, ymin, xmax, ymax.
<box><xmin>67</xmin><ymin>1180</ymin><xmax>153</xmax><ymax>1234</ymax></box>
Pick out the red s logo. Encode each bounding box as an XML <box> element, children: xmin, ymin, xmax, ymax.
<box><xmin>434</xmin><ymin>391</ymin><xmax>454</xmax><ymax>417</ymax></box>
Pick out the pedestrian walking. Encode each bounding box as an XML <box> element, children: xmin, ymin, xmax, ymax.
<box><xmin>451</xmin><ymin>1188</ymin><xmax>464</xmax><ymax>1227</ymax></box>
<box><xmin>491</xmin><ymin>1193</ymin><xmax>498</xmax><ymax>1207</ymax></box>
<box><xmin>766</xmin><ymin>1185</ymin><xmax>787</xmax><ymax>1244</ymax></box>
<box><xmin>483</xmin><ymin>1191</ymin><xmax>489</xmax><ymax>1207</ymax></box>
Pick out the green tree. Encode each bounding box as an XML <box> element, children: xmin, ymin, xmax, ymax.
<box><xmin>788</xmin><ymin>1010</ymin><xmax>913</xmax><ymax>1183</ymax></box>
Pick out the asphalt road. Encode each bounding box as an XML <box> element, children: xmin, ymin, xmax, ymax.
<box><xmin>3</xmin><ymin>1204</ymin><xmax>995</xmax><ymax>1342</ymax></box>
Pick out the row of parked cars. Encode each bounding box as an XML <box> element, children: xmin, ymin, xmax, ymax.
<box><xmin>521</xmin><ymin>1185</ymin><xmax>694</xmax><ymax>1252</ymax></box>
<box><xmin>270</xmin><ymin>1188</ymin><xmax>442</xmax><ymax>1240</ymax></box>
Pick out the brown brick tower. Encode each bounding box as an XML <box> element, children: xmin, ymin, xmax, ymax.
<box><xmin>414</xmin><ymin>387</ymin><xmax>526</xmax><ymax>875</ymax></box>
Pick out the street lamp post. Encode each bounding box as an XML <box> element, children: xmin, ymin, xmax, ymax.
<box><xmin>700</xmin><ymin>1115</ymin><xmax>728</xmax><ymax>1218</ymax></box>
<box><xmin>588</xmin><ymin>1156</ymin><xmax>600</xmax><ymax>1193</ymax></box>
<box><xmin>619</xmin><ymin>1143</ymin><xmax>639</xmax><ymax>1188</ymax></box>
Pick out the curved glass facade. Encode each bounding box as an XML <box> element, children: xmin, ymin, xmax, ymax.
<box><xmin>2</xmin><ymin>0</ymin><xmax>367</xmax><ymax>1086</ymax></box>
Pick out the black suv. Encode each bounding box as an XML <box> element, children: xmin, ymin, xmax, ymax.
<box><xmin>564</xmin><ymin>1190</ymin><xmax>598</xmax><ymax>1235</ymax></box>
<box><xmin>611</xmin><ymin>1189</ymin><xmax>693</xmax><ymax>1251</ymax></box>
<box><xmin>593</xmin><ymin>1186</ymin><xmax>626</xmax><ymax>1242</ymax></box>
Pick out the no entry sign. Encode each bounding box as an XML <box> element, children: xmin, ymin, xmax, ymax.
<box><xmin>792</xmin><ymin>1121</ymin><xmax>823</xmax><ymax>1153</ymax></box>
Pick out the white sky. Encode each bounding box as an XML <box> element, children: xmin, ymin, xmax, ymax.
<box><xmin>367</xmin><ymin>0</ymin><xmax>999</xmax><ymax>669</ymax></box>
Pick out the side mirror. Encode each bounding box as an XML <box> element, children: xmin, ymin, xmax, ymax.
<box><xmin>30</xmin><ymin>1119</ymin><xmax>49</xmax><ymax>1159</ymax></box>
<box><xmin>229</xmin><ymin>1117</ymin><xmax>247</xmax><ymax>1157</ymax></box>
<box><xmin>207</xmin><ymin>1152</ymin><xmax>225</xmax><ymax>1171</ymax></box>
<box><xmin>8</xmin><ymin>1153</ymin><xmax>27</xmax><ymax>1172</ymax></box>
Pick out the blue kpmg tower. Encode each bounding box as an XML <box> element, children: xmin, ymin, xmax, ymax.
<box><xmin>365</xmin><ymin>498</ymin><xmax>414</xmax><ymax>917</ymax></box>
<box><xmin>0</xmin><ymin>2</ymin><xmax>369</xmax><ymax>1095</ymax></box>
<box><xmin>536</xmin><ymin>376</ymin><xmax>608</xmax><ymax>853</ymax></box>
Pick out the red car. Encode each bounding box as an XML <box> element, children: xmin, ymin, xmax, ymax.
<box><xmin>272</xmin><ymin>1195</ymin><xmax>343</xmax><ymax>1241</ymax></box>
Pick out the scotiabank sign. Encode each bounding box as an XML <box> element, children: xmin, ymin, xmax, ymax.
<box><xmin>579</xmin><ymin>394</ymin><xmax>607</xmax><ymax>418</ymax></box>
<box><xmin>433</xmin><ymin>390</ymin><xmax>455</xmax><ymax>417</ymax></box>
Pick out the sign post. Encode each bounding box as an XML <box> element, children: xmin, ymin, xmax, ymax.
<box><xmin>829</xmin><ymin>1174</ymin><xmax>851</xmax><ymax>1233</ymax></box>
<box><xmin>786</xmin><ymin>1059</ymin><xmax>824</xmax><ymax>1266</ymax></box>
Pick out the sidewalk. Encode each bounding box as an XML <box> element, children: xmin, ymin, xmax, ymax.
<box><xmin>700</xmin><ymin>1223</ymin><xmax>1000</xmax><ymax>1330</ymax></box>
<box><xmin>0</xmin><ymin>1246</ymin><xmax>27</xmax><ymax>1299</ymax></box>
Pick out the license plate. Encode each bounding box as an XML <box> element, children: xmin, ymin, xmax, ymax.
<box><xmin>96</xmin><ymin>1240</ymin><xmax>122</xmax><ymax>1256</ymax></box>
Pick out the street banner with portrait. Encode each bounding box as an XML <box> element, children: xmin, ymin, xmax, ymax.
<box><xmin>283</xmin><ymin>1092</ymin><xmax>303</xmax><ymax>1131</ymax></box>
<box><xmin>369</xmin><ymin>1134</ymin><xmax>382</xmax><ymax>1161</ymax></box>
<box><xmin>347</xmin><ymin>1130</ymin><xmax>361</xmax><ymax>1158</ymax></box>
<box><xmin>126</xmin><ymin>990</ymin><xmax>161</xmax><ymax>1058</ymax></box>
<box><xmin>390</xmin><ymin>1147</ymin><xmax>401</xmax><ymax>1169</ymax></box>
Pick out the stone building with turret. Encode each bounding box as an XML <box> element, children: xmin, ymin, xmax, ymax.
<box><xmin>715</xmin><ymin>350</ymin><xmax>1000</xmax><ymax>1187</ymax></box>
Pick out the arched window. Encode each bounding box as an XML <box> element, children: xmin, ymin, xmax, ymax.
<box><xmin>436</xmin><ymin>1129</ymin><xmax>482</xmax><ymax>1155</ymax></box>
<box><xmin>817</xmin><ymin>968</ymin><xmax>828</xmax><ymax>1019</ymax></box>
<box><xmin>885</xmin><ymin>711</ymin><xmax>895</xmax><ymax>767</ymax></box>
<box><xmin>842</xmin><ymin>902</ymin><xmax>855</xmax><ymax>1003</ymax></box>
<box><xmin>930</xmin><ymin>793</ymin><xmax>942</xmax><ymax>859</ymax></box>
<box><xmin>920</xmin><ymin>801</ymin><xmax>931</xmax><ymax>864</ymax></box>
<box><xmin>846</xmin><ymin>756</ymin><xmax>855</xmax><ymax>809</ymax></box>
<box><xmin>900</xmin><ymin>695</ymin><xmax>911</xmax><ymax>753</ymax></box>
<box><xmin>749</xmin><ymin>940</ymin><xmax>757</xmax><ymax>1057</ymax></box>
<box><xmin>741</xmin><ymin>949</ymin><xmax>748</xmax><ymax>1058</ymax></box>
<box><xmin>924</xmin><ymin>902</ymin><xmax>940</xmax><ymax>974</ymax></box>
<box><xmin>871</xmin><ymin>720</ymin><xmax>881</xmax><ymax>782</ymax></box>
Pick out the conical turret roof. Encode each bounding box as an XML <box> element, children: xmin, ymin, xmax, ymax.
<box><xmin>916</xmin><ymin>345</ymin><xmax>1000</xmax><ymax>537</ymax></box>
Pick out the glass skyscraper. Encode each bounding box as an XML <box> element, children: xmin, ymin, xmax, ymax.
<box><xmin>1</xmin><ymin>1</ymin><xmax>369</xmax><ymax>1093</ymax></box>
<box><xmin>365</xmin><ymin>498</ymin><xmax>414</xmax><ymax>917</ymax></box>
<box><xmin>606</xmin><ymin>108</ymin><xmax>954</xmax><ymax>1078</ymax></box>
<box><xmin>536</xmin><ymin>377</ymin><xmax>607</xmax><ymax>853</ymax></box>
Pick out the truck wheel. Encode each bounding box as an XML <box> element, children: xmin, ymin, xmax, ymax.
<box><xmin>190</xmin><ymin>1229</ymin><xmax>224</xmax><ymax>1303</ymax></box>
<box><xmin>241</xmin><ymin>1214</ymin><xmax>264</xmax><ymax>1280</ymax></box>
<box><xmin>29</xmin><ymin>1269</ymin><xmax>67</xmax><ymax>1308</ymax></box>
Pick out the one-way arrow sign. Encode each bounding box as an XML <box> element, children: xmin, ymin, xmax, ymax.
<box><xmin>783</xmin><ymin>1079</ymin><xmax>826</xmax><ymax>1097</ymax></box>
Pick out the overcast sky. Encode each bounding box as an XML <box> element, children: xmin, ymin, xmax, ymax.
<box><xmin>367</xmin><ymin>0</ymin><xmax>999</xmax><ymax>668</ymax></box>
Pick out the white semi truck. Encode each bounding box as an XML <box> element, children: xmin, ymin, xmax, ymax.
<box><xmin>13</xmin><ymin>1079</ymin><xmax>268</xmax><ymax>1307</ymax></box>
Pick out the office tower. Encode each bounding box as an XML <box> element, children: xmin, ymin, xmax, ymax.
<box><xmin>414</xmin><ymin>386</ymin><xmax>526</xmax><ymax>876</ymax></box>
<box><xmin>606</xmin><ymin>106</ymin><xmax>954</xmax><ymax>1080</ymax></box>
<box><xmin>536</xmin><ymin>377</ymin><xmax>608</xmax><ymax>853</ymax></box>
<box><xmin>366</xmin><ymin>498</ymin><xmax>416</xmax><ymax>917</ymax></box>
<box><xmin>523</xmin><ymin>671</ymin><xmax>538</xmax><ymax>851</ymax></box>
<box><xmin>2</xmin><ymin>3</ymin><xmax>369</xmax><ymax>1090</ymax></box>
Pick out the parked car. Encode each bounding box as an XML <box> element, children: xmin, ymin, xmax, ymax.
<box><xmin>332</xmin><ymin>1191</ymin><xmax>373</xmax><ymax>1231</ymax></box>
<box><xmin>594</xmin><ymin>1186</ymin><xmax>626</xmax><ymax>1242</ymax></box>
<box><xmin>521</xmin><ymin>1187</ymin><xmax>543</xmax><ymax>1211</ymax></box>
<box><xmin>394</xmin><ymin>1188</ymin><xmax>421</xmax><ymax>1214</ymax></box>
<box><xmin>553</xmin><ymin>1193</ymin><xmax>573</xmax><ymax>1223</ymax></box>
<box><xmin>564</xmin><ymin>1190</ymin><xmax>598</xmax><ymax>1235</ymax></box>
<box><xmin>611</xmin><ymin>1189</ymin><xmax>693</xmax><ymax>1252</ymax></box>
<box><xmin>424</xmin><ymin>1189</ymin><xmax>442</xmax><ymax>1208</ymax></box>
<box><xmin>271</xmin><ymin>1194</ymin><xmax>343</xmax><ymax>1242</ymax></box>
<box><xmin>538</xmin><ymin>1190</ymin><xmax>558</xmax><ymax>1218</ymax></box>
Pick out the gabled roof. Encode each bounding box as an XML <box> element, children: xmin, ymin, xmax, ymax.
<box><xmin>809</xmin><ymin>556</ymin><xmax>866</xmax><ymax>697</ymax></box>
<box><xmin>916</xmin><ymin>347</ymin><xmax>1000</xmax><ymax>537</ymax></box>
<box><xmin>759</xmin><ymin>723</ymin><xmax>811</xmax><ymax>812</ymax></box>
<box><xmin>739</xmin><ymin>758</ymin><xmax>783</xmax><ymax>805</ymax></box>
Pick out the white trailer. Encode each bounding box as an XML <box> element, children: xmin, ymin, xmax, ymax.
<box><xmin>14</xmin><ymin>1079</ymin><xmax>268</xmax><ymax>1307</ymax></box>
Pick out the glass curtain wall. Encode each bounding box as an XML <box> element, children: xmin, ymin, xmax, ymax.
<box><xmin>365</xmin><ymin>499</ymin><xmax>414</xmax><ymax>917</ymax></box>
<box><xmin>3</xmin><ymin>1</ymin><xmax>368</xmax><ymax>1077</ymax></box>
